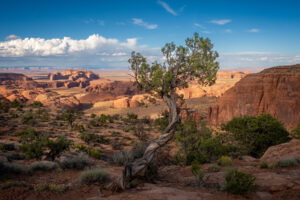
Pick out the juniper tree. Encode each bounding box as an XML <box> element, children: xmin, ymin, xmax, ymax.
<box><xmin>107</xmin><ymin>32</ymin><xmax>219</xmax><ymax>190</ymax></box>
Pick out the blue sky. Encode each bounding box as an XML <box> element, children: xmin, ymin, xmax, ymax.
<box><xmin>0</xmin><ymin>0</ymin><xmax>299</xmax><ymax>70</ymax></box>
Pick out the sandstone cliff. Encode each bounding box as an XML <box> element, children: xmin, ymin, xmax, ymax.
<box><xmin>208</xmin><ymin>64</ymin><xmax>300</xmax><ymax>129</ymax></box>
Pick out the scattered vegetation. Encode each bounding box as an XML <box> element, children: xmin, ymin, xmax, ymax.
<box><xmin>277</xmin><ymin>157</ymin><xmax>299</xmax><ymax>168</ymax></box>
<box><xmin>30</xmin><ymin>101</ymin><xmax>43</xmax><ymax>108</ymax></box>
<box><xmin>291</xmin><ymin>123</ymin><xmax>300</xmax><ymax>139</ymax></box>
<box><xmin>224</xmin><ymin>169</ymin><xmax>258</xmax><ymax>195</ymax></box>
<box><xmin>79</xmin><ymin>168</ymin><xmax>111</xmax><ymax>185</ymax></box>
<box><xmin>34</xmin><ymin>183</ymin><xmax>67</xmax><ymax>194</ymax></box>
<box><xmin>217</xmin><ymin>156</ymin><xmax>233</xmax><ymax>167</ymax></box>
<box><xmin>73</xmin><ymin>144</ymin><xmax>102</xmax><ymax>159</ymax></box>
<box><xmin>0</xmin><ymin>161</ymin><xmax>25</xmax><ymax>176</ymax></box>
<box><xmin>29</xmin><ymin>161</ymin><xmax>58</xmax><ymax>172</ymax></box>
<box><xmin>259</xmin><ymin>162</ymin><xmax>269</xmax><ymax>169</ymax></box>
<box><xmin>191</xmin><ymin>161</ymin><xmax>204</xmax><ymax>183</ymax></box>
<box><xmin>222</xmin><ymin>114</ymin><xmax>290</xmax><ymax>158</ymax></box>
<box><xmin>59</xmin><ymin>153</ymin><xmax>91</xmax><ymax>169</ymax></box>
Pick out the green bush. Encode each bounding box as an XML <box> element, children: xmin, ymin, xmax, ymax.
<box><xmin>30</xmin><ymin>101</ymin><xmax>43</xmax><ymax>108</ymax></box>
<box><xmin>291</xmin><ymin>123</ymin><xmax>300</xmax><ymax>139</ymax></box>
<box><xmin>75</xmin><ymin>124</ymin><xmax>85</xmax><ymax>132</ymax></box>
<box><xmin>224</xmin><ymin>169</ymin><xmax>258</xmax><ymax>195</ymax></box>
<box><xmin>80</xmin><ymin>132</ymin><xmax>99</xmax><ymax>144</ymax></box>
<box><xmin>63</xmin><ymin>110</ymin><xmax>76</xmax><ymax>127</ymax></box>
<box><xmin>175</xmin><ymin>120</ymin><xmax>241</xmax><ymax>165</ymax></box>
<box><xmin>154</xmin><ymin>117</ymin><xmax>168</xmax><ymax>131</ymax></box>
<box><xmin>122</xmin><ymin>113</ymin><xmax>138</xmax><ymax>123</ymax></box>
<box><xmin>277</xmin><ymin>157</ymin><xmax>299</xmax><ymax>168</ymax></box>
<box><xmin>10</xmin><ymin>100</ymin><xmax>22</xmax><ymax>109</ymax></box>
<box><xmin>22</xmin><ymin>112</ymin><xmax>35</xmax><ymax>125</ymax></box>
<box><xmin>222</xmin><ymin>114</ymin><xmax>290</xmax><ymax>158</ymax></box>
<box><xmin>207</xmin><ymin>164</ymin><xmax>220</xmax><ymax>172</ymax></box>
<box><xmin>217</xmin><ymin>156</ymin><xmax>233</xmax><ymax>166</ymax></box>
<box><xmin>260</xmin><ymin>162</ymin><xmax>269</xmax><ymax>169</ymax></box>
<box><xmin>79</xmin><ymin>168</ymin><xmax>110</xmax><ymax>185</ymax></box>
<box><xmin>59</xmin><ymin>153</ymin><xmax>91</xmax><ymax>169</ymax></box>
<box><xmin>191</xmin><ymin>161</ymin><xmax>204</xmax><ymax>182</ymax></box>
<box><xmin>0</xmin><ymin>102</ymin><xmax>10</xmax><ymax>113</ymax></box>
<box><xmin>44</xmin><ymin>137</ymin><xmax>72</xmax><ymax>161</ymax></box>
<box><xmin>17</xmin><ymin>128</ymin><xmax>39</xmax><ymax>142</ymax></box>
<box><xmin>34</xmin><ymin>183</ymin><xmax>67</xmax><ymax>194</ymax></box>
<box><xmin>10</xmin><ymin>113</ymin><xmax>19</xmax><ymax>118</ymax></box>
<box><xmin>19</xmin><ymin>140</ymin><xmax>44</xmax><ymax>160</ymax></box>
<box><xmin>73</xmin><ymin>144</ymin><xmax>102</xmax><ymax>160</ymax></box>
<box><xmin>90</xmin><ymin>113</ymin><xmax>96</xmax><ymax>118</ymax></box>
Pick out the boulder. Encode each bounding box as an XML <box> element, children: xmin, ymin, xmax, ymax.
<box><xmin>113</xmin><ymin>97</ymin><xmax>130</xmax><ymax>108</ymax></box>
<box><xmin>260</xmin><ymin>139</ymin><xmax>300</xmax><ymax>165</ymax></box>
<box><xmin>208</xmin><ymin>64</ymin><xmax>300</xmax><ymax>129</ymax></box>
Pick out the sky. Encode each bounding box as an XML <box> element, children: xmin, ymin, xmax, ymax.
<box><xmin>0</xmin><ymin>0</ymin><xmax>299</xmax><ymax>70</ymax></box>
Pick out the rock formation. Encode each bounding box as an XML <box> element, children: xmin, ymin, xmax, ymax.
<box><xmin>208</xmin><ymin>64</ymin><xmax>300</xmax><ymax>129</ymax></box>
<box><xmin>0</xmin><ymin>72</ymin><xmax>81</xmax><ymax>109</ymax></box>
<box><xmin>260</xmin><ymin>139</ymin><xmax>300</xmax><ymax>165</ymax></box>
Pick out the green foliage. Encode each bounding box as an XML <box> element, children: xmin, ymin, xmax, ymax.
<box><xmin>0</xmin><ymin>101</ymin><xmax>10</xmax><ymax>113</ymax></box>
<box><xmin>21</xmin><ymin>112</ymin><xmax>35</xmax><ymax>125</ymax></box>
<box><xmin>79</xmin><ymin>168</ymin><xmax>111</xmax><ymax>185</ymax></box>
<box><xmin>10</xmin><ymin>113</ymin><xmax>19</xmax><ymax>118</ymax></box>
<box><xmin>111</xmin><ymin>143</ymin><xmax>147</xmax><ymax>166</ymax></box>
<box><xmin>260</xmin><ymin>162</ymin><xmax>269</xmax><ymax>169</ymax></box>
<box><xmin>154</xmin><ymin>117</ymin><xmax>169</xmax><ymax>131</ymax></box>
<box><xmin>19</xmin><ymin>140</ymin><xmax>44</xmax><ymax>160</ymax></box>
<box><xmin>59</xmin><ymin>153</ymin><xmax>91</xmax><ymax>169</ymax></box>
<box><xmin>90</xmin><ymin>113</ymin><xmax>96</xmax><ymax>118</ymax></box>
<box><xmin>191</xmin><ymin>161</ymin><xmax>204</xmax><ymax>182</ymax></box>
<box><xmin>175</xmin><ymin>120</ymin><xmax>241</xmax><ymax>165</ymax></box>
<box><xmin>30</xmin><ymin>101</ymin><xmax>43</xmax><ymax>108</ymax></box>
<box><xmin>217</xmin><ymin>156</ymin><xmax>233</xmax><ymax>166</ymax></box>
<box><xmin>10</xmin><ymin>100</ymin><xmax>22</xmax><ymax>109</ymax></box>
<box><xmin>79</xmin><ymin>132</ymin><xmax>107</xmax><ymax>144</ymax></box>
<box><xmin>34</xmin><ymin>183</ymin><xmax>67</xmax><ymax>194</ymax></box>
<box><xmin>291</xmin><ymin>123</ymin><xmax>300</xmax><ymax>139</ymax></box>
<box><xmin>0</xmin><ymin>180</ymin><xmax>27</xmax><ymax>190</ymax></box>
<box><xmin>44</xmin><ymin>137</ymin><xmax>72</xmax><ymax>161</ymax></box>
<box><xmin>63</xmin><ymin>110</ymin><xmax>76</xmax><ymax>127</ymax></box>
<box><xmin>74</xmin><ymin>124</ymin><xmax>85</xmax><ymax>132</ymax></box>
<box><xmin>73</xmin><ymin>144</ymin><xmax>102</xmax><ymax>160</ymax></box>
<box><xmin>129</xmin><ymin>33</ymin><xmax>219</xmax><ymax>99</ymax></box>
<box><xmin>222</xmin><ymin>114</ymin><xmax>290</xmax><ymax>158</ymax></box>
<box><xmin>277</xmin><ymin>157</ymin><xmax>299</xmax><ymax>168</ymax></box>
<box><xmin>17</xmin><ymin>128</ymin><xmax>39</xmax><ymax>142</ymax></box>
<box><xmin>224</xmin><ymin>169</ymin><xmax>258</xmax><ymax>195</ymax></box>
<box><xmin>122</xmin><ymin>113</ymin><xmax>138</xmax><ymax>123</ymax></box>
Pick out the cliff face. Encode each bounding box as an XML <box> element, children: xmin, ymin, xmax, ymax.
<box><xmin>208</xmin><ymin>64</ymin><xmax>300</xmax><ymax>129</ymax></box>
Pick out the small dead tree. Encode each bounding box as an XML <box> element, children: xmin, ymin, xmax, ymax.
<box><xmin>106</xmin><ymin>32</ymin><xmax>219</xmax><ymax>191</ymax></box>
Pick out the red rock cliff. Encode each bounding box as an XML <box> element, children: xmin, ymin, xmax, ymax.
<box><xmin>208</xmin><ymin>64</ymin><xmax>300</xmax><ymax>129</ymax></box>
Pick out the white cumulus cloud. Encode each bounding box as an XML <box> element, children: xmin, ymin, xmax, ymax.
<box><xmin>132</xmin><ymin>18</ymin><xmax>158</xmax><ymax>30</ymax></box>
<box><xmin>248</xmin><ymin>28</ymin><xmax>260</xmax><ymax>33</ymax></box>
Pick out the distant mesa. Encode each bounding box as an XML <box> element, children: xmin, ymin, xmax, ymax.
<box><xmin>48</xmin><ymin>69</ymin><xmax>100</xmax><ymax>88</ymax></box>
<box><xmin>208</xmin><ymin>64</ymin><xmax>300</xmax><ymax>130</ymax></box>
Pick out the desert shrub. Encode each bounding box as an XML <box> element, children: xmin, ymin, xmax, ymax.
<box><xmin>124</xmin><ymin>125</ymin><xmax>135</xmax><ymax>132</ymax></box>
<box><xmin>44</xmin><ymin>137</ymin><xmax>72</xmax><ymax>160</ymax></box>
<box><xmin>224</xmin><ymin>169</ymin><xmax>257</xmax><ymax>195</ymax></box>
<box><xmin>217</xmin><ymin>156</ymin><xmax>233</xmax><ymax>166</ymax></box>
<box><xmin>10</xmin><ymin>100</ymin><xmax>22</xmax><ymax>109</ymax></box>
<box><xmin>19</xmin><ymin>140</ymin><xmax>44</xmax><ymax>160</ymax></box>
<box><xmin>22</xmin><ymin>112</ymin><xmax>35</xmax><ymax>125</ymax></box>
<box><xmin>260</xmin><ymin>162</ymin><xmax>269</xmax><ymax>169</ymax></box>
<box><xmin>175</xmin><ymin>120</ymin><xmax>241</xmax><ymax>165</ymax></box>
<box><xmin>111</xmin><ymin>151</ymin><xmax>131</xmax><ymax>165</ymax></box>
<box><xmin>0</xmin><ymin>180</ymin><xmax>27</xmax><ymax>190</ymax></box>
<box><xmin>207</xmin><ymin>164</ymin><xmax>221</xmax><ymax>172</ymax></box>
<box><xmin>122</xmin><ymin>113</ymin><xmax>138</xmax><ymax>123</ymax></box>
<box><xmin>291</xmin><ymin>123</ymin><xmax>300</xmax><ymax>139</ymax></box>
<box><xmin>80</xmin><ymin>132</ymin><xmax>99</xmax><ymax>144</ymax></box>
<box><xmin>34</xmin><ymin>108</ymin><xmax>49</xmax><ymax>122</ymax></box>
<box><xmin>17</xmin><ymin>128</ymin><xmax>39</xmax><ymax>142</ymax></box>
<box><xmin>79</xmin><ymin>168</ymin><xmax>111</xmax><ymax>185</ymax></box>
<box><xmin>191</xmin><ymin>161</ymin><xmax>204</xmax><ymax>183</ymax></box>
<box><xmin>0</xmin><ymin>161</ymin><xmax>25</xmax><ymax>176</ymax></box>
<box><xmin>3</xmin><ymin>152</ymin><xmax>25</xmax><ymax>161</ymax></box>
<box><xmin>0</xmin><ymin>101</ymin><xmax>10</xmax><ymax>113</ymax></box>
<box><xmin>277</xmin><ymin>157</ymin><xmax>299</xmax><ymax>168</ymax></box>
<box><xmin>296</xmin><ymin>155</ymin><xmax>300</xmax><ymax>163</ymax></box>
<box><xmin>30</xmin><ymin>101</ymin><xmax>43</xmax><ymax>108</ymax></box>
<box><xmin>90</xmin><ymin>113</ymin><xmax>96</xmax><ymax>118</ymax></box>
<box><xmin>222</xmin><ymin>114</ymin><xmax>290</xmax><ymax>158</ymax></box>
<box><xmin>133</xmin><ymin>123</ymin><xmax>148</xmax><ymax>141</ymax></box>
<box><xmin>10</xmin><ymin>113</ymin><xmax>19</xmax><ymax>118</ymax></box>
<box><xmin>34</xmin><ymin>183</ymin><xmax>67</xmax><ymax>194</ymax></box>
<box><xmin>154</xmin><ymin>117</ymin><xmax>168</xmax><ymax>131</ymax></box>
<box><xmin>63</xmin><ymin>110</ymin><xmax>76</xmax><ymax>127</ymax></box>
<box><xmin>73</xmin><ymin>144</ymin><xmax>102</xmax><ymax>160</ymax></box>
<box><xmin>29</xmin><ymin>161</ymin><xmax>58</xmax><ymax>172</ymax></box>
<box><xmin>60</xmin><ymin>153</ymin><xmax>91</xmax><ymax>169</ymax></box>
<box><xmin>75</xmin><ymin>124</ymin><xmax>85</xmax><ymax>132</ymax></box>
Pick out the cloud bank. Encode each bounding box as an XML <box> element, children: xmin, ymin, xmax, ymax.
<box><xmin>210</xmin><ymin>19</ymin><xmax>231</xmax><ymax>25</ymax></box>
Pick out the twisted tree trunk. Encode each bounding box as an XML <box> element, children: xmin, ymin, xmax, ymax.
<box><xmin>104</xmin><ymin>93</ymin><xmax>180</xmax><ymax>191</ymax></box>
